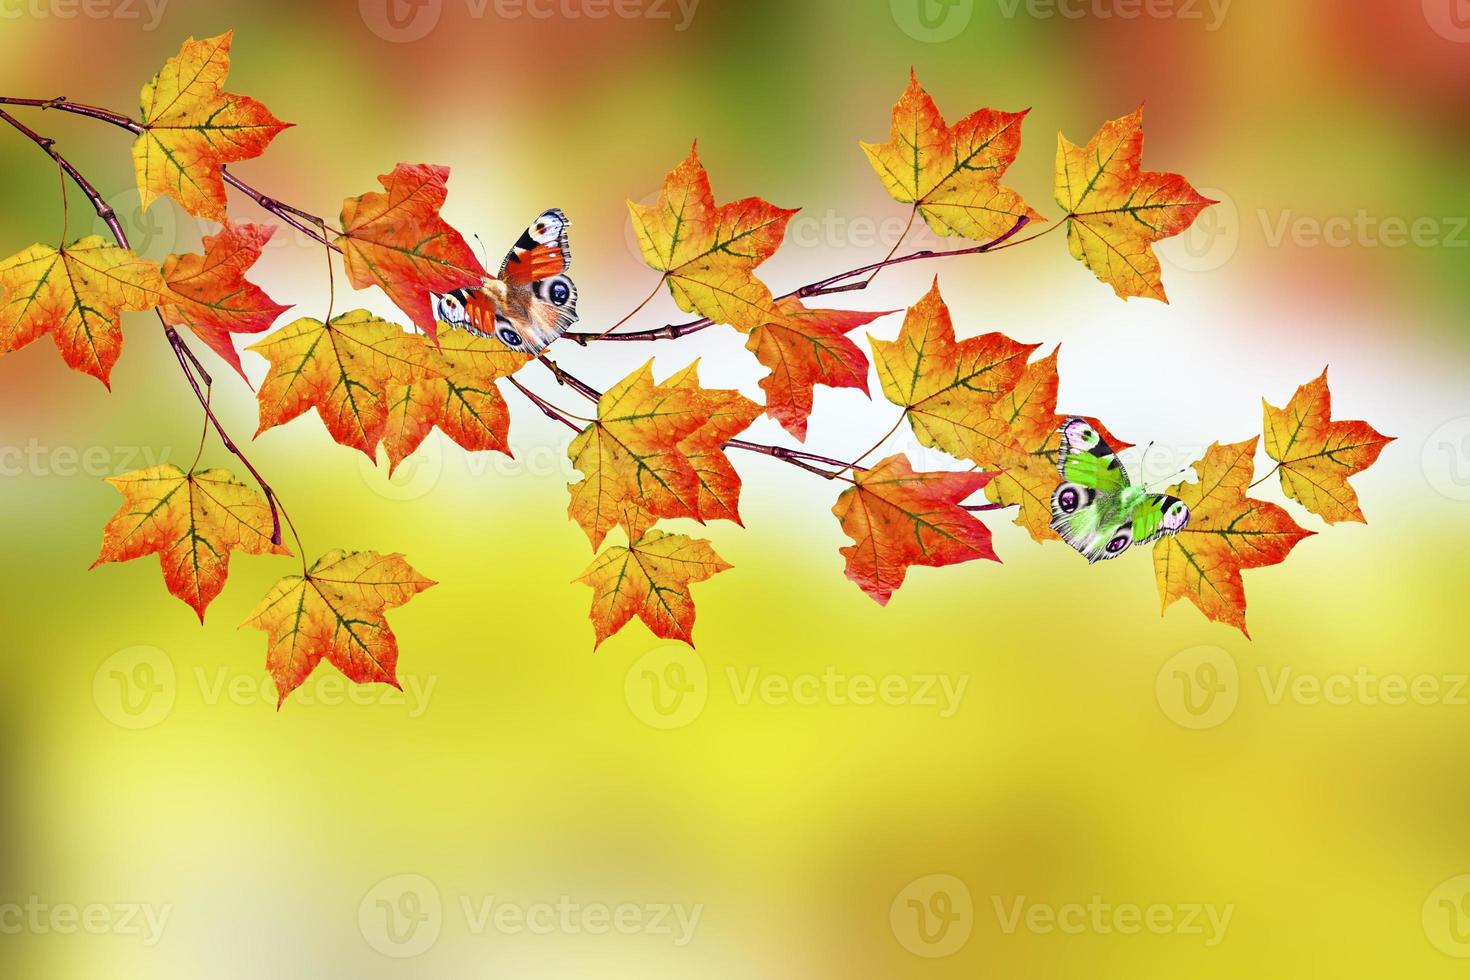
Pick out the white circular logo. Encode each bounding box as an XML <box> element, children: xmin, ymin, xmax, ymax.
<box><xmin>1423</xmin><ymin>417</ymin><xmax>1470</xmax><ymax>502</ymax></box>
<box><xmin>1164</xmin><ymin>187</ymin><xmax>1238</xmax><ymax>273</ymax></box>
<box><xmin>360</xmin><ymin>0</ymin><xmax>443</xmax><ymax>43</ymax></box>
<box><xmin>890</xmin><ymin>0</ymin><xmax>974</xmax><ymax>42</ymax></box>
<box><xmin>1424</xmin><ymin>0</ymin><xmax>1470</xmax><ymax>42</ymax></box>
<box><xmin>624</xmin><ymin>646</ymin><xmax>708</xmax><ymax>730</ymax></box>
<box><xmin>1423</xmin><ymin>875</ymin><xmax>1470</xmax><ymax>957</ymax></box>
<box><xmin>94</xmin><ymin>645</ymin><xmax>176</xmax><ymax>730</ymax></box>
<box><xmin>1156</xmin><ymin>645</ymin><xmax>1239</xmax><ymax>730</ymax></box>
<box><xmin>359</xmin><ymin>874</ymin><xmax>443</xmax><ymax>958</ymax></box>
<box><xmin>359</xmin><ymin>438</ymin><xmax>444</xmax><ymax>502</ymax></box>
<box><xmin>890</xmin><ymin>874</ymin><xmax>973</xmax><ymax>957</ymax></box>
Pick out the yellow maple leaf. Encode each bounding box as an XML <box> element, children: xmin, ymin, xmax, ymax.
<box><xmin>242</xmin><ymin>549</ymin><xmax>435</xmax><ymax>706</ymax></box>
<box><xmin>576</xmin><ymin>530</ymin><xmax>730</xmax><ymax>648</ymax></box>
<box><xmin>0</xmin><ymin>236</ymin><xmax>164</xmax><ymax>385</ymax></box>
<box><xmin>131</xmin><ymin>31</ymin><xmax>291</xmax><ymax>221</ymax></box>
<box><xmin>1262</xmin><ymin>369</ymin><xmax>1394</xmax><ymax>524</ymax></box>
<box><xmin>862</xmin><ymin>70</ymin><xmax>1043</xmax><ymax>241</ymax></box>
<box><xmin>628</xmin><ymin>144</ymin><xmax>797</xmax><ymax>330</ymax></box>
<box><xmin>248</xmin><ymin>309</ymin><xmax>442</xmax><ymax>457</ymax></box>
<box><xmin>1055</xmin><ymin>107</ymin><xmax>1214</xmax><ymax>301</ymax></box>
<box><xmin>92</xmin><ymin>465</ymin><xmax>288</xmax><ymax>621</ymax></box>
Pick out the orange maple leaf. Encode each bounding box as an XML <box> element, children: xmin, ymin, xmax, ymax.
<box><xmin>0</xmin><ymin>236</ymin><xmax>164</xmax><ymax>385</ymax></box>
<box><xmin>861</xmin><ymin>70</ymin><xmax>1043</xmax><ymax>242</ymax></box>
<box><xmin>628</xmin><ymin>144</ymin><xmax>797</xmax><ymax>330</ymax></box>
<box><xmin>131</xmin><ymin>31</ymin><xmax>291</xmax><ymax>222</ymax></box>
<box><xmin>576</xmin><ymin>530</ymin><xmax>731</xmax><ymax>648</ymax></box>
<box><xmin>746</xmin><ymin>298</ymin><xmax>894</xmax><ymax>441</ymax></box>
<box><xmin>832</xmin><ymin>454</ymin><xmax>999</xmax><ymax>605</ymax></box>
<box><xmin>1262</xmin><ymin>369</ymin><xmax>1394</xmax><ymax>525</ymax></box>
<box><xmin>249</xmin><ymin>309</ymin><xmax>442</xmax><ymax>457</ymax></box>
<box><xmin>566</xmin><ymin>359</ymin><xmax>757</xmax><ymax>548</ymax></box>
<box><xmin>970</xmin><ymin>348</ymin><xmax>1133</xmax><ymax>542</ymax></box>
<box><xmin>1055</xmin><ymin>107</ymin><xmax>1215</xmax><ymax>301</ymax></box>
<box><xmin>381</xmin><ymin>331</ymin><xmax>531</xmax><ymax>473</ymax></box>
<box><xmin>1154</xmin><ymin>438</ymin><xmax>1314</xmax><ymax>636</ymax></box>
<box><xmin>159</xmin><ymin>222</ymin><xmax>290</xmax><ymax>380</ymax></box>
<box><xmin>336</xmin><ymin>163</ymin><xmax>486</xmax><ymax>343</ymax></box>
<box><xmin>92</xmin><ymin>465</ymin><xmax>288</xmax><ymax>621</ymax></box>
<box><xmin>242</xmin><ymin>550</ymin><xmax>435</xmax><ymax>707</ymax></box>
<box><xmin>869</xmin><ymin>278</ymin><xmax>1038</xmax><ymax>462</ymax></box>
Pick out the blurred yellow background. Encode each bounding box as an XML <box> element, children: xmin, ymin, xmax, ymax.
<box><xmin>2</xmin><ymin>0</ymin><xmax>1469</xmax><ymax>976</ymax></box>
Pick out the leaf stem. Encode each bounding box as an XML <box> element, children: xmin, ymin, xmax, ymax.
<box><xmin>1249</xmin><ymin>462</ymin><xmax>1282</xmax><ymax>491</ymax></box>
<box><xmin>595</xmin><ymin>275</ymin><xmax>667</xmax><ymax>339</ymax></box>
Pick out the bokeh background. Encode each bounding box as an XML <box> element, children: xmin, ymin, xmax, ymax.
<box><xmin>1</xmin><ymin>0</ymin><xmax>1469</xmax><ymax>976</ymax></box>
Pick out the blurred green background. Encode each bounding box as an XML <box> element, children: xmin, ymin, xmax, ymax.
<box><xmin>2</xmin><ymin>0</ymin><xmax>1469</xmax><ymax>976</ymax></box>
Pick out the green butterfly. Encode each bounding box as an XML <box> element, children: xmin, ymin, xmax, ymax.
<box><xmin>1050</xmin><ymin>417</ymin><xmax>1190</xmax><ymax>563</ymax></box>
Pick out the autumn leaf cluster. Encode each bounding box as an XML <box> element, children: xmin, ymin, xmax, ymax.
<box><xmin>0</xmin><ymin>33</ymin><xmax>1392</xmax><ymax>707</ymax></box>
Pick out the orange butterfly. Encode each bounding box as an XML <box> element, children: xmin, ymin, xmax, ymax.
<box><xmin>433</xmin><ymin>208</ymin><xmax>578</xmax><ymax>354</ymax></box>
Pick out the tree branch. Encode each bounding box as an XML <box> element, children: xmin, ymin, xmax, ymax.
<box><xmin>566</xmin><ymin>213</ymin><xmax>1035</xmax><ymax>344</ymax></box>
<box><xmin>0</xmin><ymin>105</ymin><xmax>293</xmax><ymax>547</ymax></box>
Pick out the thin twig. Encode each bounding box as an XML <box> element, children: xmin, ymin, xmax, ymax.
<box><xmin>0</xmin><ymin>105</ymin><xmax>296</xmax><ymax>548</ymax></box>
<box><xmin>569</xmin><ymin>213</ymin><xmax>1035</xmax><ymax>344</ymax></box>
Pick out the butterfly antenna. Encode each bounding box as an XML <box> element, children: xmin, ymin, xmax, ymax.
<box><xmin>473</xmin><ymin>233</ymin><xmax>490</xmax><ymax>271</ymax></box>
<box><xmin>1145</xmin><ymin>467</ymin><xmax>1191</xmax><ymax>491</ymax></box>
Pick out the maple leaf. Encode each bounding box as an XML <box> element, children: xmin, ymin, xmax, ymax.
<box><xmin>746</xmin><ymin>298</ymin><xmax>894</xmax><ymax>441</ymax></box>
<box><xmin>1055</xmin><ymin>107</ymin><xmax>1214</xmax><ymax>301</ymax></box>
<box><xmin>336</xmin><ymin>163</ymin><xmax>486</xmax><ymax>343</ymax></box>
<box><xmin>91</xmin><ymin>464</ymin><xmax>288</xmax><ymax>621</ymax></box>
<box><xmin>249</xmin><ymin>309</ymin><xmax>442</xmax><ymax>457</ymax></box>
<box><xmin>870</xmin><ymin>278</ymin><xmax>1038</xmax><ymax>462</ymax></box>
<box><xmin>242</xmin><ymin>549</ymin><xmax>435</xmax><ymax>706</ymax></box>
<box><xmin>159</xmin><ymin>222</ymin><xmax>290</xmax><ymax>380</ymax></box>
<box><xmin>131</xmin><ymin>31</ymin><xmax>291</xmax><ymax>222</ymax></box>
<box><xmin>660</xmin><ymin>361</ymin><xmax>762</xmax><ymax>524</ymax></box>
<box><xmin>969</xmin><ymin>348</ymin><xmax>1132</xmax><ymax>542</ymax></box>
<box><xmin>832</xmin><ymin>454</ymin><xmax>999</xmax><ymax>605</ymax></box>
<box><xmin>382</xmin><ymin>331</ymin><xmax>531</xmax><ymax>473</ymax></box>
<box><xmin>566</xmin><ymin>359</ymin><xmax>757</xmax><ymax>548</ymax></box>
<box><xmin>0</xmin><ymin>235</ymin><xmax>164</xmax><ymax>385</ymax></box>
<box><xmin>628</xmin><ymin>144</ymin><xmax>797</xmax><ymax>331</ymax></box>
<box><xmin>861</xmin><ymin>70</ymin><xmax>1043</xmax><ymax>242</ymax></box>
<box><xmin>1262</xmin><ymin>369</ymin><xmax>1394</xmax><ymax>525</ymax></box>
<box><xmin>1154</xmin><ymin>438</ymin><xmax>1314</xmax><ymax>637</ymax></box>
<box><xmin>576</xmin><ymin>530</ymin><xmax>731</xmax><ymax>648</ymax></box>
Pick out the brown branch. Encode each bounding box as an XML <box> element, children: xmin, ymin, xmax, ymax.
<box><xmin>567</xmin><ymin>213</ymin><xmax>1034</xmax><ymax>344</ymax></box>
<box><xmin>0</xmin><ymin>105</ymin><xmax>293</xmax><ymax>547</ymax></box>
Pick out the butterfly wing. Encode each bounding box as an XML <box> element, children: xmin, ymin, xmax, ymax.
<box><xmin>1056</xmin><ymin>416</ymin><xmax>1131</xmax><ymax>490</ymax></box>
<box><xmin>494</xmin><ymin>208</ymin><xmax>579</xmax><ymax>355</ymax></box>
<box><xmin>432</xmin><ymin>209</ymin><xmax>579</xmax><ymax>354</ymax></box>
<box><xmin>1051</xmin><ymin>417</ymin><xmax>1139</xmax><ymax>562</ymax></box>
<box><xmin>1131</xmin><ymin>493</ymin><xmax>1191</xmax><ymax>546</ymax></box>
